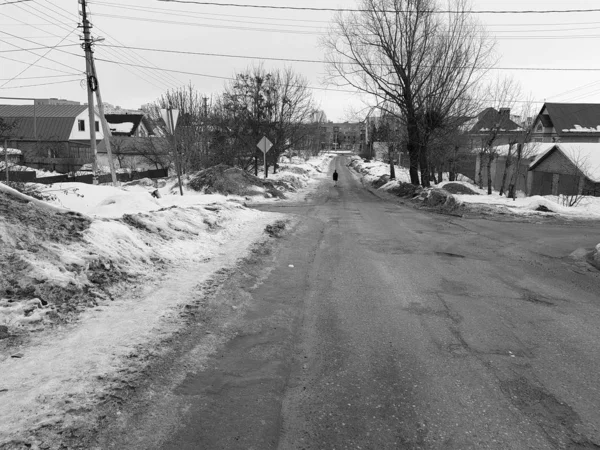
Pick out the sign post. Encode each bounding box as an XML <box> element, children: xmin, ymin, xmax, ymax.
<box><xmin>161</xmin><ymin>108</ymin><xmax>182</xmax><ymax>195</ymax></box>
<box><xmin>256</xmin><ymin>136</ymin><xmax>273</xmax><ymax>179</ymax></box>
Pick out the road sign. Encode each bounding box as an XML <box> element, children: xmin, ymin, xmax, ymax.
<box><xmin>257</xmin><ymin>136</ymin><xmax>273</xmax><ymax>154</ymax></box>
<box><xmin>160</xmin><ymin>108</ymin><xmax>179</xmax><ymax>134</ymax></box>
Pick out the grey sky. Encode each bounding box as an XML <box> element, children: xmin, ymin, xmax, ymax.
<box><xmin>1</xmin><ymin>0</ymin><xmax>600</xmax><ymax>121</ymax></box>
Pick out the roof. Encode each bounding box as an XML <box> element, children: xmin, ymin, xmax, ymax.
<box><xmin>467</xmin><ymin>108</ymin><xmax>522</xmax><ymax>134</ymax></box>
<box><xmin>0</xmin><ymin>104</ymin><xmax>87</xmax><ymax>118</ymax></box>
<box><xmin>480</xmin><ymin>142</ymin><xmax>554</xmax><ymax>158</ymax></box>
<box><xmin>529</xmin><ymin>142</ymin><xmax>600</xmax><ymax>182</ymax></box>
<box><xmin>1</xmin><ymin>117</ymin><xmax>76</xmax><ymax>140</ymax></box>
<box><xmin>104</xmin><ymin>114</ymin><xmax>144</xmax><ymax>136</ymax></box>
<box><xmin>543</xmin><ymin>103</ymin><xmax>600</xmax><ymax>135</ymax></box>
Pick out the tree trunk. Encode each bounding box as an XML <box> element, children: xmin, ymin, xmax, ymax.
<box><xmin>254</xmin><ymin>154</ymin><xmax>258</xmax><ymax>176</ymax></box>
<box><xmin>419</xmin><ymin>146</ymin><xmax>430</xmax><ymax>188</ymax></box>
<box><xmin>437</xmin><ymin>165</ymin><xmax>443</xmax><ymax>185</ymax></box>
<box><xmin>477</xmin><ymin>152</ymin><xmax>484</xmax><ymax>189</ymax></box>
<box><xmin>486</xmin><ymin>152</ymin><xmax>494</xmax><ymax>195</ymax></box>
<box><xmin>499</xmin><ymin>159</ymin><xmax>512</xmax><ymax>196</ymax></box>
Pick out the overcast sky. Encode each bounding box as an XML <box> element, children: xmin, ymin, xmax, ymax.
<box><xmin>1</xmin><ymin>0</ymin><xmax>600</xmax><ymax>121</ymax></box>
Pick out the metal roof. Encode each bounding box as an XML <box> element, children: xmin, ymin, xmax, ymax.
<box><xmin>1</xmin><ymin>117</ymin><xmax>75</xmax><ymax>140</ymax></box>
<box><xmin>0</xmin><ymin>104</ymin><xmax>87</xmax><ymax>118</ymax></box>
<box><xmin>543</xmin><ymin>103</ymin><xmax>600</xmax><ymax>135</ymax></box>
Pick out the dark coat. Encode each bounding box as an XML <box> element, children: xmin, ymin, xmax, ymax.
<box><xmin>333</xmin><ymin>171</ymin><xmax>339</xmax><ymax>181</ymax></box>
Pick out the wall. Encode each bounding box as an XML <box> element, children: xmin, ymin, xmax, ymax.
<box><xmin>68</xmin><ymin>109</ymin><xmax>104</xmax><ymax>141</ymax></box>
<box><xmin>476</xmin><ymin>154</ymin><xmax>531</xmax><ymax>193</ymax></box>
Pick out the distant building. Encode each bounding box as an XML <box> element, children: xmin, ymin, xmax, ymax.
<box><xmin>34</xmin><ymin>98</ymin><xmax>81</xmax><ymax>106</ymax></box>
<box><xmin>319</xmin><ymin>121</ymin><xmax>366</xmax><ymax>152</ymax></box>
<box><xmin>531</xmin><ymin>103</ymin><xmax>600</xmax><ymax>143</ymax></box>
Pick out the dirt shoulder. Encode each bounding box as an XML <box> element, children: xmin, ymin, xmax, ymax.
<box><xmin>0</xmin><ymin>190</ymin><xmax>289</xmax><ymax>449</ymax></box>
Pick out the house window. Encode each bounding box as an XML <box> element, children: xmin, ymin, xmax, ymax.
<box><xmin>95</xmin><ymin>121</ymin><xmax>99</xmax><ymax>132</ymax></box>
<box><xmin>78</xmin><ymin>120</ymin><xmax>85</xmax><ymax>131</ymax></box>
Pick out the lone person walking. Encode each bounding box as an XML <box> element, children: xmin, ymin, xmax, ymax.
<box><xmin>333</xmin><ymin>169</ymin><xmax>339</xmax><ymax>186</ymax></box>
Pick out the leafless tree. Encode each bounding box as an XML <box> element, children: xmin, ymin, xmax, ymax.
<box><xmin>221</xmin><ymin>65</ymin><xmax>318</xmax><ymax>176</ymax></box>
<box><xmin>323</xmin><ymin>0</ymin><xmax>495</xmax><ymax>187</ymax></box>
<box><xmin>477</xmin><ymin>76</ymin><xmax>522</xmax><ymax>194</ymax></box>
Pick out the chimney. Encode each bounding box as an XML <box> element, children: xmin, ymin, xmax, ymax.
<box><xmin>499</xmin><ymin>107</ymin><xmax>510</xmax><ymax>116</ymax></box>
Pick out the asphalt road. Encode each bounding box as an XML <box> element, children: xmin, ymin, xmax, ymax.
<box><xmin>96</xmin><ymin>156</ymin><xmax>600</xmax><ymax>450</ymax></box>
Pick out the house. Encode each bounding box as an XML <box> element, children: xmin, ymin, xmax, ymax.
<box><xmin>104</xmin><ymin>113</ymin><xmax>152</xmax><ymax>137</ymax></box>
<box><xmin>0</xmin><ymin>103</ymin><xmax>104</xmax><ymax>173</ymax></box>
<box><xmin>527</xmin><ymin>142</ymin><xmax>600</xmax><ymax>196</ymax></box>
<box><xmin>531</xmin><ymin>103</ymin><xmax>600</xmax><ymax>143</ymax></box>
<box><xmin>463</xmin><ymin>107</ymin><xmax>522</xmax><ymax>149</ymax></box>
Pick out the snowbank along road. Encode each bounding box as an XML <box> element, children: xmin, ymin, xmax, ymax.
<box><xmin>94</xmin><ymin>156</ymin><xmax>600</xmax><ymax>449</ymax></box>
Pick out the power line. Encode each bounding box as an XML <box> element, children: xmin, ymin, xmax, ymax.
<box><xmin>0</xmin><ymin>43</ymin><xmax>80</xmax><ymax>52</ymax></box>
<box><xmin>90</xmin><ymin>0</ymin><xmax>332</xmax><ymax>23</ymax></box>
<box><xmin>1</xmin><ymin>27</ymin><xmax>77</xmax><ymax>88</ymax></box>
<box><xmin>38</xmin><ymin>0</ymin><xmax>183</xmax><ymax>89</ymax></box>
<box><xmin>0</xmin><ymin>53</ymin><xmax>81</xmax><ymax>74</ymax></box>
<box><xmin>86</xmin><ymin>13</ymin><xmax>600</xmax><ymax>40</ymax></box>
<box><xmin>99</xmin><ymin>43</ymin><xmax>600</xmax><ymax>72</ymax></box>
<box><xmin>0</xmin><ymin>73</ymin><xmax>81</xmax><ymax>80</ymax></box>
<box><xmin>0</xmin><ymin>77</ymin><xmax>82</xmax><ymax>89</ymax></box>
<box><xmin>0</xmin><ymin>30</ymin><xmax>83</xmax><ymax>73</ymax></box>
<box><xmin>156</xmin><ymin>1</ymin><xmax>600</xmax><ymax>14</ymax></box>
<box><xmin>92</xmin><ymin>13</ymin><xmax>323</xmax><ymax>34</ymax></box>
<box><xmin>0</xmin><ymin>0</ymin><xmax>32</xmax><ymax>5</ymax></box>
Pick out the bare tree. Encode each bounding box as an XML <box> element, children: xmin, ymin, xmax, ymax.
<box><xmin>221</xmin><ymin>65</ymin><xmax>318</xmax><ymax>176</ymax></box>
<box><xmin>323</xmin><ymin>0</ymin><xmax>494</xmax><ymax>187</ymax></box>
<box><xmin>476</xmin><ymin>76</ymin><xmax>522</xmax><ymax>194</ymax></box>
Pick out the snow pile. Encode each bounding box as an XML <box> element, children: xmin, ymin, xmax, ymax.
<box><xmin>0</xmin><ymin>147</ymin><xmax>22</xmax><ymax>155</ymax></box>
<box><xmin>348</xmin><ymin>155</ymin><xmax>600</xmax><ymax>219</ymax></box>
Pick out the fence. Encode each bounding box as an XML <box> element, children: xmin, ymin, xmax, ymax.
<box><xmin>4</xmin><ymin>168</ymin><xmax>168</xmax><ymax>184</ymax></box>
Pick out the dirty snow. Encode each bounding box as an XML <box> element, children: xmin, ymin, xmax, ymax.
<box><xmin>0</xmin><ymin>153</ymin><xmax>331</xmax><ymax>447</ymax></box>
<box><xmin>349</xmin><ymin>155</ymin><xmax>600</xmax><ymax>219</ymax></box>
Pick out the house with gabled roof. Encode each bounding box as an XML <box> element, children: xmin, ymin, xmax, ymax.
<box><xmin>0</xmin><ymin>104</ymin><xmax>104</xmax><ymax>173</ymax></box>
<box><xmin>527</xmin><ymin>142</ymin><xmax>600</xmax><ymax>196</ymax></box>
<box><xmin>531</xmin><ymin>103</ymin><xmax>600</xmax><ymax>143</ymax></box>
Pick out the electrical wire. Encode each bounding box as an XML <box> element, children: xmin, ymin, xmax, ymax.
<box><xmin>99</xmin><ymin>43</ymin><xmax>600</xmax><ymax>72</ymax></box>
<box><xmin>1</xmin><ymin>27</ymin><xmax>78</xmax><ymax>88</ymax></box>
<box><xmin>14</xmin><ymin>0</ymin><xmax>180</xmax><ymax>91</ymax></box>
<box><xmin>0</xmin><ymin>43</ymin><xmax>80</xmax><ymax>52</ymax></box>
<box><xmin>0</xmin><ymin>77</ymin><xmax>82</xmax><ymax>90</ymax></box>
<box><xmin>155</xmin><ymin>1</ymin><xmax>600</xmax><ymax>14</ymax></box>
<box><xmin>90</xmin><ymin>0</ymin><xmax>332</xmax><ymax>23</ymax></box>
<box><xmin>0</xmin><ymin>73</ymin><xmax>81</xmax><ymax>80</ymax></box>
<box><xmin>0</xmin><ymin>30</ymin><xmax>83</xmax><ymax>73</ymax></box>
<box><xmin>38</xmin><ymin>0</ymin><xmax>183</xmax><ymax>89</ymax></box>
<box><xmin>0</xmin><ymin>53</ymin><xmax>81</xmax><ymax>74</ymax></box>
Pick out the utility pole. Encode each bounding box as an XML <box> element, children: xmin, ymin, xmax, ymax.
<box><xmin>79</xmin><ymin>0</ymin><xmax>99</xmax><ymax>184</ymax></box>
<box><xmin>91</xmin><ymin>56</ymin><xmax>118</xmax><ymax>186</ymax></box>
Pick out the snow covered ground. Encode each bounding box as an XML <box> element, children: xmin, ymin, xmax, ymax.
<box><xmin>348</xmin><ymin>155</ymin><xmax>600</xmax><ymax>219</ymax></box>
<box><xmin>0</xmin><ymin>154</ymin><xmax>331</xmax><ymax>448</ymax></box>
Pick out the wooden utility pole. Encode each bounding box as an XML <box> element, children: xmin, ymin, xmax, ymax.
<box><xmin>91</xmin><ymin>56</ymin><xmax>118</xmax><ymax>186</ymax></box>
<box><xmin>80</xmin><ymin>0</ymin><xmax>99</xmax><ymax>184</ymax></box>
